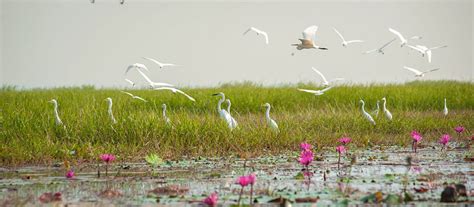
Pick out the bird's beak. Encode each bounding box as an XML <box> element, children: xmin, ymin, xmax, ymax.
<box><xmin>212</xmin><ymin>93</ymin><xmax>219</xmax><ymax>96</ymax></box>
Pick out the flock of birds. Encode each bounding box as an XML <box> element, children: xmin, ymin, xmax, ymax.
<box><xmin>52</xmin><ymin>3</ymin><xmax>451</xmax><ymax>131</ymax></box>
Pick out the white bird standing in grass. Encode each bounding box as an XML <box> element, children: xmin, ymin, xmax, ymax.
<box><xmin>407</xmin><ymin>45</ymin><xmax>447</xmax><ymax>63</ymax></box>
<box><xmin>120</xmin><ymin>91</ymin><xmax>147</xmax><ymax>102</ymax></box>
<box><xmin>212</xmin><ymin>92</ymin><xmax>234</xmax><ymax>130</ymax></box>
<box><xmin>162</xmin><ymin>104</ymin><xmax>171</xmax><ymax>125</ymax></box>
<box><xmin>49</xmin><ymin>99</ymin><xmax>63</xmax><ymax>126</ymax></box>
<box><xmin>292</xmin><ymin>25</ymin><xmax>328</xmax><ymax>51</ymax></box>
<box><xmin>372</xmin><ymin>100</ymin><xmax>380</xmax><ymax>117</ymax></box>
<box><xmin>443</xmin><ymin>98</ymin><xmax>448</xmax><ymax>116</ymax></box>
<box><xmin>124</xmin><ymin>79</ymin><xmax>136</xmax><ymax>87</ymax></box>
<box><xmin>388</xmin><ymin>28</ymin><xmax>408</xmax><ymax>47</ymax></box>
<box><xmin>243</xmin><ymin>27</ymin><xmax>269</xmax><ymax>44</ymax></box>
<box><xmin>136</xmin><ymin>68</ymin><xmax>174</xmax><ymax>88</ymax></box>
<box><xmin>381</xmin><ymin>97</ymin><xmax>393</xmax><ymax>121</ymax></box>
<box><xmin>297</xmin><ymin>87</ymin><xmax>333</xmax><ymax>96</ymax></box>
<box><xmin>359</xmin><ymin>100</ymin><xmax>376</xmax><ymax>126</ymax></box>
<box><xmin>263</xmin><ymin>103</ymin><xmax>279</xmax><ymax>133</ymax></box>
<box><xmin>142</xmin><ymin>57</ymin><xmax>179</xmax><ymax>69</ymax></box>
<box><xmin>225</xmin><ymin>99</ymin><xmax>238</xmax><ymax>129</ymax></box>
<box><xmin>403</xmin><ymin>66</ymin><xmax>440</xmax><ymax>78</ymax></box>
<box><xmin>311</xmin><ymin>67</ymin><xmax>344</xmax><ymax>86</ymax></box>
<box><xmin>125</xmin><ymin>63</ymin><xmax>148</xmax><ymax>74</ymax></box>
<box><xmin>333</xmin><ymin>27</ymin><xmax>364</xmax><ymax>47</ymax></box>
<box><xmin>105</xmin><ymin>97</ymin><xmax>117</xmax><ymax>124</ymax></box>
<box><xmin>154</xmin><ymin>87</ymin><xmax>196</xmax><ymax>102</ymax></box>
<box><xmin>364</xmin><ymin>38</ymin><xmax>396</xmax><ymax>55</ymax></box>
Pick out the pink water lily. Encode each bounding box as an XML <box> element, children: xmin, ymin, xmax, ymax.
<box><xmin>454</xmin><ymin>126</ymin><xmax>465</xmax><ymax>134</ymax></box>
<box><xmin>236</xmin><ymin>175</ymin><xmax>250</xmax><ymax>187</ymax></box>
<box><xmin>66</xmin><ymin>170</ymin><xmax>74</xmax><ymax>179</ymax></box>
<box><xmin>339</xmin><ymin>137</ymin><xmax>352</xmax><ymax>145</ymax></box>
<box><xmin>202</xmin><ymin>192</ymin><xmax>218</xmax><ymax>206</ymax></box>
<box><xmin>100</xmin><ymin>154</ymin><xmax>116</xmax><ymax>163</ymax></box>
<box><xmin>247</xmin><ymin>173</ymin><xmax>257</xmax><ymax>205</ymax></box>
<box><xmin>336</xmin><ymin>145</ymin><xmax>346</xmax><ymax>169</ymax></box>
<box><xmin>298</xmin><ymin>150</ymin><xmax>314</xmax><ymax>166</ymax></box>
<box><xmin>411</xmin><ymin>130</ymin><xmax>422</xmax><ymax>153</ymax></box>
<box><xmin>439</xmin><ymin>134</ymin><xmax>451</xmax><ymax>150</ymax></box>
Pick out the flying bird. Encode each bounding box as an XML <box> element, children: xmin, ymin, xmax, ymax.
<box><xmin>388</xmin><ymin>28</ymin><xmax>408</xmax><ymax>47</ymax></box>
<box><xmin>125</xmin><ymin>63</ymin><xmax>148</xmax><ymax>74</ymax></box>
<box><xmin>297</xmin><ymin>86</ymin><xmax>333</xmax><ymax>96</ymax></box>
<box><xmin>154</xmin><ymin>87</ymin><xmax>195</xmax><ymax>102</ymax></box>
<box><xmin>381</xmin><ymin>97</ymin><xmax>393</xmax><ymax>121</ymax></box>
<box><xmin>124</xmin><ymin>79</ymin><xmax>136</xmax><ymax>87</ymax></box>
<box><xmin>49</xmin><ymin>99</ymin><xmax>63</xmax><ymax>126</ymax></box>
<box><xmin>120</xmin><ymin>91</ymin><xmax>147</xmax><ymax>102</ymax></box>
<box><xmin>408</xmin><ymin>45</ymin><xmax>447</xmax><ymax>63</ymax></box>
<box><xmin>443</xmin><ymin>98</ymin><xmax>448</xmax><ymax>116</ymax></box>
<box><xmin>263</xmin><ymin>103</ymin><xmax>279</xmax><ymax>133</ymax></box>
<box><xmin>403</xmin><ymin>66</ymin><xmax>440</xmax><ymax>78</ymax></box>
<box><xmin>359</xmin><ymin>100</ymin><xmax>376</xmax><ymax>126</ymax></box>
<box><xmin>243</xmin><ymin>27</ymin><xmax>269</xmax><ymax>44</ymax></box>
<box><xmin>225</xmin><ymin>99</ymin><xmax>238</xmax><ymax>129</ymax></box>
<box><xmin>363</xmin><ymin>38</ymin><xmax>396</xmax><ymax>55</ymax></box>
<box><xmin>292</xmin><ymin>25</ymin><xmax>328</xmax><ymax>51</ymax></box>
<box><xmin>136</xmin><ymin>68</ymin><xmax>174</xmax><ymax>88</ymax></box>
<box><xmin>333</xmin><ymin>27</ymin><xmax>364</xmax><ymax>47</ymax></box>
<box><xmin>212</xmin><ymin>92</ymin><xmax>235</xmax><ymax>130</ymax></box>
<box><xmin>105</xmin><ymin>97</ymin><xmax>117</xmax><ymax>124</ymax></box>
<box><xmin>162</xmin><ymin>104</ymin><xmax>171</xmax><ymax>125</ymax></box>
<box><xmin>142</xmin><ymin>57</ymin><xmax>179</xmax><ymax>69</ymax></box>
<box><xmin>311</xmin><ymin>67</ymin><xmax>344</xmax><ymax>86</ymax></box>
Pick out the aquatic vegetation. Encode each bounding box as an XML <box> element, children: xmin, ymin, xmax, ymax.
<box><xmin>145</xmin><ymin>153</ymin><xmax>163</xmax><ymax>176</ymax></box>
<box><xmin>336</xmin><ymin>145</ymin><xmax>346</xmax><ymax>169</ymax></box>
<box><xmin>202</xmin><ymin>192</ymin><xmax>218</xmax><ymax>206</ymax></box>
<box><xmin>439</xmin><ymin>134</ymin><xmax>451</xmax><ymax>150</ymax></box>
<box><xmin>65</xmin><ymin>170</ymin><xmax>74</xmax><ymax>179</ymax></box>
<box><xmin>410</xmin><ymin>130</ymin><xmax>422</xmax><ymax>153</ymax></box>
<box><xmin>100</xmin><ymin>154</ymin><xmax>116</xmax><ymax>176</ymax></box>
<box><xmin>339</xmin><ymin>137</ymin><xmax>352</xmax><ymax>145</ymax></box>
<box><xmin>454</xmin><ymin>126</ymin><xmax>465</xmax><ymax>134</ymax></box>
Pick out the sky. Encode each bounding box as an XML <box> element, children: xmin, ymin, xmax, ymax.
<box><xmin>0</xmin><ymin>0</ymin><xmax>473</xmax><ymax>88</ymax></box>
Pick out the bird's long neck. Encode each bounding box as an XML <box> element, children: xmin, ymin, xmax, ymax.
<box><xmin>162</xmin><ymin>107</ymin><xmax>167</xmax><ymax>119</ymax></box>
<box><xmin>444</xmin><ymin>99</ymin><xmax>447</xmax><ymax>108</ymax></box>
<box><xmin>107</xmin><ymin>101</ymin><xmax>113</xmax><ymax>114</ymax></box>
<box><xmin>53</xmin><ymin>103</ymin><xmax>61</xmax><ymax>123</ymax></box>
<box><xmin>265</xmin><ymin>106</ymin><xmax>271</xmax><ymax>120</ymax></box>
<box><xmin>376</xmin><ymin>101</ymin><xmax>379</xmax><ymax>110</ymax></box>
<box><xmin>217</xmin><ymin>95</ymin><xmax>225</xmax><ymax>112</ymax></box>
<box><xmin>382</xmin><ymin>99</ymin><xmax>387</xmax><ymax>111</ymax></box>
<box><xmin>360</xmin><ymin>102</ymin><xmax>366</xmax><ymax>113</ymax></box>
<box><xmin>226</xmin><ymin>102</ymin><xmax>231</xmax><ymax>114</ymax></box>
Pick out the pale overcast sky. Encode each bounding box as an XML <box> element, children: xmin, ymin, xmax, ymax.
<box><xmin>0</xmin><ymin>0</ymin><xmax>473</xmax><ymax>88</ymax></box>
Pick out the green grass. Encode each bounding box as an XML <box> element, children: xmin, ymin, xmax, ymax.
<box><xmin>1</xmin><ymin>81</ymin><xmax>473</xmax><ymax>165</ymax></box>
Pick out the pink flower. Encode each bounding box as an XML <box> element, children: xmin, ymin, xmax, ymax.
<box><xmin>247</xmin><ymin>173</ymin><xmax>256</xmax><ymax>185</ymax></box>
<box><xmin>66</xmin><ymin>170</ymin><xmax>74</xmax><ymax>179</ymax></box>
<box><xmin>236</xmin><ymin>175</ymin><xmax>250</xmax><ymax>187</ymax></box>
<box><xmin>336</xmin><ymin>145</ymin><xmax>346</xmax><ymax>154</ymax></box>
<box><xmin>298</xmin><ymin>150</ymin><xmax>314</xmax><ymax>166</ymax></box>
<box><xmin>300</xmin><ymin>142</ymin><xmax>312</xmax><ymax>151</ymax></box>
<box><xmin>100</xmin><ymin>154</ymin><xmax>116</xmax><ymax>163</ymax></box>
<box><xmin>202</xmin><ymin>192</ymin><xmax>218</xmax><ymax>206</ymax></box>
<box><xmin>411</xmin><ymin>130</ymin><xmax>422</xmax><ymax>142</ymax></box>
<box><xmin>454</xmin><ymin>126</ymin><xmax>465</xmax><ymax>134</ymax></box>
<box><xmin>339</xmin><ymin>137</ymin><xmax>352</xmax><ymax>145</ymax></box>
<box><xmin>439</xmin><ymin>134</ymin><xmax>451</xmax><ymax>146</ymax></box>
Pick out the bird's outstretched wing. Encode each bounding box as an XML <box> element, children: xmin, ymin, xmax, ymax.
<box><xmin>346</xmin><ymin>40</ymin><xmax>364</xmax><ymax>44</ymax></box>
<box><xmin>320</xmin><ymin>86</ymin><xmax>333</xmax><ymax>93</ymax></box>
<box><xmin>243</xmin><ymin>27</ymin><xmax>253</xmax><ymax>35</ymax></box>
<box><xmin>297</xmin><ymin>88</ymin><xmax>317</xmax><ymax>94</ymax></box>
<box><xmin>302</xmin><ymin>25</ymin><xmax>318</xmax><ymax>41</ymax></box>
<box><xmin>423</xmin><ymin>68</ymin><xmax>440</xmax><ymax>74</ymax></box>
<box><xmin>124</xmin><ymin>79</ymin><xmax>135</xmax><ymax>86</ymax></box>
<box><xmin>380</xmin><ymin>38</ymin><xmax>397</xmax><ymax>50</ymax></box>
<box><xmin>175</xmin><ymin>89</ymin><xmax>196</xmax><ymax>102</ymax></box>
<box><xmin>311</xmin><ymin>67</ymin><xmax>328</xmax><ymax>83</ymax></box>
<box><xmin>363</xmin><ymin>49</ymin><xmax>377</xmax><ymax>54</ymax></box>
<box><xmin>430</xmin><ymin>45</ymin><xmax>447</xmax><ymax>50</ymax></box>
<box><xmin>134</xmin><ymin>96</ymin><xmax>148</xmax><ymax>102</ymax></box>
<box><xmin>388</xmin><ymin>28</ymin><xmax>406</xmax><ymax>42</ymax></box>
<box><xmin>426</xmin><ymin>50</ymin><xmax>432</xmax><ymax>63</ymax></box>
<box><xmin>154</xmin><ymin>87</ymin><xmax>195</xmax><ymax>102</ymax></box>
<box><xmin>333</xmin><ymin>28</ymin><xmax>345</xmax><ymax>42</ymax></box>
<box><xmin>403</xmin><ymin>66</ymin><xmax>421</xmax><ymax>75</ymax></box>
<box><xmin>120</xmin><ymin>91</ymin><xmax>134</xmax><ymax>97</ymax></box>
<box><xmin>136</xmin><ymin>68</ymin><xmax>154</xmax><ymax>85</ymax></box>
<box><xmin>407</xmin><ymin>45</ymin><xmax>424</xmax><ymax>53</ymax></box>
<box><xmin>261</xmin><ymin>32</ymin><xmax>269</xmax><ymax>44</ymax></box>
<box><xmin>143</xmin><ymin>57</ymin><xmax>164</xmax><ymax>68</ymax></box>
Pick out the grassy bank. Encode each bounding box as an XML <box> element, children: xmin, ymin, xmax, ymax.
<box><xmin>1</xmin><ymin>81</ymin><xmax>473</xmax><ymax>165</ymax></box>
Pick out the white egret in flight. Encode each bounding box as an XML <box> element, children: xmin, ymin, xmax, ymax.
<box><xmin>263</xmin><ymin>103</ymin><xmax>279</xmax><ymax>133</ymax></box>
<box><xmin>403</xmin><ymin>66</ymin><xmax>440</xmax><ymax>78</ymax></box>
<box><xmin>212</xmin><ymin>92</ymin><xmax>234</xmax><ymax>130</ymax></box>
<box><xmin>407</xmin><ymin>45</ymin><xmax>447</xmax><ymax>63</ymax></box>
<box><xmin>125</xmin><ymin>63</ymin><xmax>148</xmax><ymax>74</ymax></box>
<box><xmin>297</xmin><ymin>86</ymin><xmax>333</xmax><ymax>96</ymax></box>
<box><xmin>136</xmin><ymin>68</ymin><xmax>174</xmax><ymax>88</ymax></box>
<box><xmin>120</xmin><ymin>91</ymin><xmax>147</xmax><ymax>102</ymax></box>
<box><xmin>443</xmin><ymin>98</ymin><xmax>448</xmax><ymax>116</ymax></box>
<box><xmin>311</xmin><ymin>67</ymin><xmax>344</xmax><ymax>86</ymax></box>
<box><xmin>292</xmin><ymin>25</ymin><xmax>328</xmax><ymax>51</ymax></box>
<box><xmin>154</xmin><ymin>87</ymin><xmax>195</xmax><ymax>102</ymax></box>
<box><xmin>243</xmin><ymin>27</ymin><xmax>269</xmax><ymax>44</ymax></box>
<box><xmin>162</xmin><ymin>104</ymin><xmax>171</xmax><ymax>125</ymax></box>
<box><xmin>105</xmin><ymin>97</ymin><xmax>117</xmax><ymax>124</ymax></box>
<box><xmin>364</xmin><ymin>38</ymin><xmax>396</xmax><ymax>55</ymax></box>
<box><xmin>381</xmin><ymin>97</ymin><xmax>393</xmax><ymax>121</ymax></box>
<box><xmin>49</xmin><ymin>99</ymin><xmax>63</xmax><ymax>126</ymax></box>
<box><xmin>225</xmin><ymin>99</ymin><xmax>238</xmax><ymax>129</ymax></box>
<box><xmin>359</xmin><ymin>100</ymin><xmax>376</xmax><ymax>126</ymax></box>
<box><xmin>142</xmin><ymin>57</ymin><xmax>179</xmax><ymax>69</ymax></box>
<box><xmin>388</xmin><ymin>28</ymin><xmax>408</xmax><ymax>47</ymax></box>
<box><xmin>333</xmin><ymin>27</ymin><xmax>364</xmax><ymax>47</ymax></box>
